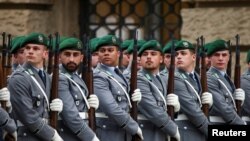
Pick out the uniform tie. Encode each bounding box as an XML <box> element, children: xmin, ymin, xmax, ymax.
<box><xmin>189</xmin><ymin>73</ymin><xmax>200</xmax><ymax>93</ymax></box>
<box><xmin>38</xmin><ymin>70</ymin><xmax>46</xmax><ymax>86</ymax></box>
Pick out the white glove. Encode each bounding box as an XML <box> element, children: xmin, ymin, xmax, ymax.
<box><xmin>131</xmin><ymin>89</ymin><xmax>142</xmax><ymax>102</ymax></box>
<box><xmin>50</xmin><ymin>98</ymin><xmax>63</xmax><ymax>113</ymax></box>
<box><xmin>174</xmin><ymin>128</ymin><xmax>181</xmax><ymax>141</ymax></box>
<box><xmin>0</xmin><ymin>87</ymin><xmax>12</xmax><ymax>109</ymax></box>
<box><xmin>136</xmin><ymin>127</ymin><xmax>144</xmax><ymax>140</ymax></box>
<box><xmin>91</xmin><ymin>135</ymin><xmax>100</xmax><ymax>141</ymax></box>
<box><xmin>51</xmin><ymin>129</ymin><xmax>63</xmax><ymax>141</ymax></box>
<box><xmin>201</xmin><ymin>92</ymin><xmax>213</xmax><ymax>108</ymax></box>
<box><xmin>166</xmin><ymin>94</ymin><xmax>180</xmax><ymax>112</ymax></box>
<box><xmin>88</xmin><ymin>94</ymin><xmax>99</xmax><ymax>110</ymax></box>
<box><xmin>3</xmin><ymin>130</ymin><xmax>17</xmax><ymax>141</ymax></box>
<box><xmin>234</xmin><ymin>88</ymin><xmax>245</xmax><ymax>102</ymax></box>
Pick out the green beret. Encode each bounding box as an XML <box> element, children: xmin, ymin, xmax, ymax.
<box><xmin>121</xmin><ymin>39</ymin><xmax>133</xmax><ymax>51</ymax></box>
<box><xmin>59</xmin><ymin>37</ymin><xmax>83</xmax><ymax>51</ymax></box>
<box><xmin>163</xmin><ymin>40</ymin><xmax>178</xmax><ymax>53</ymax></box>
<box><xmin>175</xmin><ymin>40</ymin><xmax>195</xmax><ymax>51</ymax></box>
<box><xmin>90</xmin><ymin>37</ymin><xmax>100</xmax><ymax>53</ymax></box>
<box><xmin>138</xmin><ymin>40</ymin><xmax>162</xmax><ymax>56</ymax></box>
<box><xmin>20</xmin><ymin>32</ymin><xmax>48</xmax><ymax>47</ymax></box>
<box><xmin>96</xmin><ymin>35</ymin><xmax>120</xmax><ymax>50</ymax></box>
<box><xmin>246</xmin><ymin>50</ymin><xmax>250</xmax><ymax>63</ymax></box>
<box><xmin>127</xmin><ymin>39</ymin><xmax>146</xmax><ymax>54</ymax></box>
<box><xmin>11</xmin><ymin>36</ymin><xmax>25</xmax><ymax>53</ymax></box>
<box><xmin>206</xmin><ymin>39</ymin><xmax>228</xmax><ymax>56</ymax></box>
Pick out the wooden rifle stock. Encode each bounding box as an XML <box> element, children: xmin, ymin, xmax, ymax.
<box><xmin>50</xmin><ymin>32</ymin><xmax>60</xmax><ymax>128</ymax></box>
<box><xmin>47</xmin><ymin>34</ymin><xmax>54</xmax><ymax>74</ymax></box>
<box><xmin>200</xmin><ymin>36</ymin><xmax>209</xmax><ymax>117</ymax></box>
<box><xmin>234</xmin><ymin>34</ymin><xmax>241</xmax><ymax>115</ymax></box>
<box><xmin>226</xmin><ymin>40</ymin><xmax>232</xmax><ymax>78</ymax></box>
<box><xmin>81</xmin><ymin>34</ymin><xmax>88</xmax><ymax>83</ymax></box>
<box><xmin>195</xmin><ymin>38</ymin><xmax>200</xmax><ymax>75</ymax></box>
<box><xmin>84</xmin><ymin>36</ymin><xmax>96</xmax><ymax>131</ymax></box>
<box><xmin>130</xmin><ymin>30</ymin><xmax>140</xmax><ymax>141</ymax></box>
<box><xmin>167</xmin><ymin>40</ymin><xmax>177</xmax><ymax>141</ymax></box>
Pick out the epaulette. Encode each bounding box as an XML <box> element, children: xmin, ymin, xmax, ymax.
<box><xmin>27</xmin><ymin>69</ymin><xmax>34</xmax><ymax>75</ymax></box>
<box><xmin>145</xmin><ymin>73</ymin><xmax>152</xmax><ymax>81</ymax></box>
<box><xmin>211</xmin><ymin>73</ymin><xmax>220</xmax><ymax>79</ymax></box>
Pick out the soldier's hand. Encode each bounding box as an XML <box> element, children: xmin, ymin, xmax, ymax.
<box><xmin>91</xmin><ymin>135</ymin><xmax>100</xmax><ymax>141</ymax></box>
<box><xmin>88</xmin><ymin>95</ymin><xmax>99</xmax><ymax>110</ymax></box>
<box><xmin>50</xmin><ymin>98</ymin><xmax>63</xmax><ymax>113</ymax></box>
<box><xmin>166</xmin><ymin>94</ymin><xmax>180</xmax><ymax>112</ymax></box>
<box><xmin>136</xmin><ymin>127</ymin><xmax>144</xmax><ymax>140</ymax></box>
<box><xmin>131</xmin><ymin>89</ymin><xmax>142</xmax><ymax>103</ymax></box>
<box><xmin>234</xmin><ymin>88</ymin><xmax>245</xmax><ymax>104</ymax></box>
<box><xmin>3</xmin><ymin>130</ymin><xmax>17</xmax><ymax>141</ymax></box>
<box><xmin>201</xmin><ymin>92</ymin><xmax>213</xmax><ymax>108</ymax></box>
<box><xmin>51</xmin><ymin>129</ymin><xmax>63</xmax><ymax>141</ymax></box>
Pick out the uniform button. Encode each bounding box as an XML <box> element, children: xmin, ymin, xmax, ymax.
<box><xmin>118</xmin><ymin>91</ymin><xmax>120</xmax><ymax>94</ymax></box>
<box><xmin>75</xmin><ymin>95</ymin><xmax>77</xmax><ymax>98</ymax></box>
<box><xmin>117</xmin><ymin>96</ymin><xmax>121</xmax><ymax>102</ymax></box>
<box><xmin>140</xmin><ymin>124</ymin><xmax>144</xmax><ymax>128</ymax></box>
<box><xmin>60</xmin><ymin>128</ymin><xmax>64</xmax><ymax>132</ymax></box>
<box><xmin>184</xmin><ymin>126</ymin><xmax>187</xmax><ymax>130</ymax></box>
<box><xmin>103</xmin><ymin>125</ymin><xmax>106</xmax><ymax>128</ymax></box>
<box><xmin>23</xmin><ymin>133</ymin><xmax>27</xmax><ymax>136</ymax></box>
<box><xmin>38</xmin><ymin>95</ymin><xmax>41</xmax><ymax>98</ymax></box>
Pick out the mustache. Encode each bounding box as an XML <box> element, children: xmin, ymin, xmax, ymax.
<box><xmin>66</xmin><ymin>62</ymin><xmax>77</xmax><ymax>66</ymax></box>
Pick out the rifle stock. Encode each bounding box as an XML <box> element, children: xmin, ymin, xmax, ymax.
<box><xmin>130</xmin><ymin>30</ymin><xmax>140</xmax><ymax>141</ymax></box>
<box><xmin>167</xmin><ymin>40</ymin><xmax>177</xmax><ymax>141</ymax></box>
<box><xmin>200</xmin><ymin>36</ymin><xmax>209</xmax><ymax>117</ymax></box>
<box><xmin>50</xmin><ymin>32</ymin><xmax>60</xmax><ymax>128</ymax></box>
<box><xmin>47</xmin><ymin>34</ymin><xmax>53</xmax><ymax>74</ymax></box>
<box><xmin>195</xmin><ymin>38</ymin><xmax>200</xmax><ymax>75</ymax></box>
<box><xmin>234</xmin><ymin>34</ymin><xmax>241</xmax><ymax>115</ymax></box>
<box><xmin>226</xmin><ymin>40</ymin><xmax>232</xmax><ymax>78</ymax></box>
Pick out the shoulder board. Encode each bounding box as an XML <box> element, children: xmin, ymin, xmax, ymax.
<box><xmin>175</xmin><ymin>71</ymin><xmax>187</xmax><ymax>79</ymax></box>
<box><xmin>212</xmin><ymin>73</ymin><xmax>220</xmax><ymax>79</ymax></box>
<box><xmin>27</xmin><ymin>69</ymin><xmax>34</xmax><ymax>75</ymax></box>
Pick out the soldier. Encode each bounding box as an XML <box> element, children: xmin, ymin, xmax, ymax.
<box><xmin>120</xmin><ymin>39</ymin><xmax>133</xmax><ymax>72</ymax></box>
<box><xmin>136</xmin><ymin>40</ymin><xmax>180</xmax><ymax>141</ymax></box>
<box><xmin>0</xmin><ymin>88</ymin><xmax>17</xmax><ymax>141</ymax></box>
<box><xmin>8</xmin><ymin>32</ymin><xmax>64</xmax><ymax>141</ymax></box>
<box><xmin>10</xmin><ymin>36</ymin><xmax>26</xmax><ymax>71</ymax></box>
<box><xmin>57</xmin><ymin>37</ymin><xmax>100</xmax><ymax>141</ymax></box>
<box><xmin>90</xmin><ymin>37</ymin><xmax>100</xmax><ymax>68</ymax></box>
<box><xmin>161</xmin><ymin>40</ymin><xmax>178</xmax><ymax>75</ymax></box>
<box><xmin>206</xmin><ymin>39</ymin><xmax>246</xmax><ymax>125</ymax></box>
<box><xmin>241</xmin><ymin>50</ymin><xmax>250</xmax><ymax>124</ymax></box>
<box><xmin>93</xmin><ymin>35</ymin><xmax>143</xmax><ymax>141</ymax></box>
<box><xmin>174</xmin><ymin>40</ymin><xmax>213</xmax><ymax>140</ymax></box>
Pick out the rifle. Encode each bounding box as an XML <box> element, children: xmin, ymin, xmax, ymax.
<box><xmin>200</xmin><ymin>36</ymin><xmax>209</xmax><ymax>117</ymax></box>
<box><xmin>167</xmin><ymin>39</ymin><xmax>177</xmax><ymax>141</ymax></box>
<box><xmin>226</xmin><ymin>40</ymin><xmax>232</xmax><ymax>78</ymax></box>
<box><xmin>129</xmin><ymin>30</ymin><xmax>140</xmax><ymax>141</ymax></box>
<box><xmin>50</xmin><ymin>32</ymin><xmax>60</xmax><ymax>128</ymax></box>
<box><xmin>84</xmin><ymin>36</ymin><xmax>96</xmax><ymax>131</ymax></box>
<box><xmin>47</xmin><ymin>34</ymin><xmax>53</xmax><ymax>74</ymax></box>
<box><xmin>195</xmin><ymin>38</ymin><xmax>200</xmax><ymax>75</ymax></box>
<box><xmin>1</xmin><ymin>33</ymin><xmax>15</xmax><ymax>141</ymax></box>
<box><xmin>234</xmin><ymin>34</ymin><xmax>241</xmax><ymax>115</ymax></box>
<box><xmin>81</xmin><ymin>34</ymin><xmax>88</xmax><ymax>84</ymax></box>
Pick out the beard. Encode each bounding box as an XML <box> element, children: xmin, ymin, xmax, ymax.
<box><xmin>63</xmin><ymin>62</ymin><xmax>79</xmax><ymax>73</ymax></box>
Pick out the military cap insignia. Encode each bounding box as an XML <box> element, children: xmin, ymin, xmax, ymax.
<box><xmin>77</xmin><ymin>41</ymin><xmax>82</xmax><ymax>49</ymax></box>
<box><xmin>38</xmin><ymin>35</ymin><xmax>44</xmax><ymax>43</ymax></box>
<box><xmin>224</xmin><ymin>42</ymin><xmax>228</xmax><ymax>48</ymax></box>
<box><xmin>112</xmin><ymin>36</ymin><xmax>117</xmax><ymax>44</ymax></box>
<box><xmin>183</xmin><ymin>42</ymin><xmax>189</xmax><ymax>48</ymax></box>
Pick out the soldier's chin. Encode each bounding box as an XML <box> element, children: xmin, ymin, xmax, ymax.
<box><xmin>66</xmin><ymin>66</ymin><xmax>77</xmax><ymax>72</ymax></box>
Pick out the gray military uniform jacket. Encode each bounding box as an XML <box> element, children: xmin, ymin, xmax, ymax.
<box><xmin>93</xmin><ymin>63</ymin><xmax>139</xmax><ymax>141</ymax></box>
<box><xmin>8</xmin><ymin>63</ymin><xmax>55</xmax><ymax>141</ymax></box>
<box><xmin>207</xmin><ymin>67</ymin><xmax>245</xmax><ymax>125</ymax></box>
<box><xmin>137</xmin><ymin>69</ymin><xmax>177</xmax><ymax>141</ymax></box>
<box><xmin>240</xmin><ymin>69</ymin><xmax>250</xmax><ymax>123</ymax></box>
<box><xmin>174</xmin><ymin>69</ymin><xmax>208</xmax><ymax>140</ymax></box>
<box><xmin>57</xmin><ymin>65</ymin><xmax>95</xmax><ymax>141</ymax></box>
<box><xmin>0</xmin><ymin>107</ymin><xmax>16</xmax><ymax>134</ymax></box>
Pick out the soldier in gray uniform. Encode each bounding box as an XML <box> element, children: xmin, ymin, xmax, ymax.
<box><xmin>241</xmin><ymin>50</ymin><xmax>250</xmax><ymax>124</ymax></box>
<box><xmin>10</xmin><ymin>36</ymin><xmax>26</xmax><ymax>71</ymax></box>
<box><xmin>174</xmin><ymin>40</ymin><xmax>213</xmax><ymax>140</ymax></box>
<box><xmin>8</xmin><ymin>32</ymin><xmax>64</xmax><ymax>141</ymax></box>
<box><xmin>0</xmin><ymin>88</ymin><xmax>17</xmax><ymax>140</ymax></box>
<box><xmin>57</xmin><ymin>37</ymin><xmax>100</xmax><ymax>141</ymax></box>
<box><xmin>93</xmin><ymin>35</ymin><xmax>143</xmax><ymax>141</ymax></box>
<box><xmin>136</xmin><ymin>40</ymin><xmax>180</xmax><ymax>141</ymax></box>
<box><xmin>90</xmin><ymin>37</ymin><xmax>100</xmax><ymax>69</ymax></box>
<box><xmin>206</xmin><ymin>39</ymin><xmax>246</xmax><ymax>125</ymax></box>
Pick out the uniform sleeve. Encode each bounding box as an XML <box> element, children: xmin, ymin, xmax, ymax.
<box><xmin>0</xmin><ymin>108</ymin><xmax>16</xmax><ymax>133</ymax></box>
<box><xmin>174</xmin><ymin>76</ymin><xmax>208</xmax><ymax>136</ymax></box>
<box><xmin>207</xmin><ymin>74</ymin><xmax>245</xmax><ymax>125</ymax></box>
<box><xmin>137</xmin><ymin>76</ymin><xmax>177</xmax><ymax>137</ymax></box>
<box><xmin>94</xmin><ymin>73</ymin><xmax>138</xmax><ymax>135</ymax></box>
<box><xmin>241</xmin><ymin>75</ymin><xmax>250</xmax><ymax>116</ymax></box>
<box><xmin>8</xmin><ymin>74</ymin><xmax>55</xmax><ymax>140</ymax></box>
<box><xmin>58</xmin><ymin>75</ymin><xmax>95</xmax><ymax>140</ymax></box>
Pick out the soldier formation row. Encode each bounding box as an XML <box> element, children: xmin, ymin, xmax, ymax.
<box><xmin>0</xmin><ymin>32</ymin><xmax>249</xmax><ymax>141</ymax></box>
